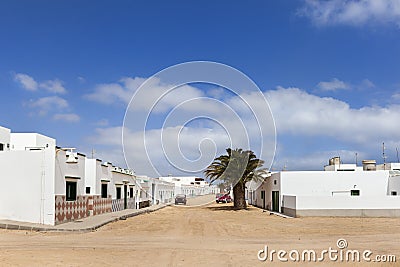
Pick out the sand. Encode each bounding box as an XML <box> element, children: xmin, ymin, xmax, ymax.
<box><xmin>0</xmin><ymin>202</ymin><xmax>399</xmax><ymax>266</ymax></box>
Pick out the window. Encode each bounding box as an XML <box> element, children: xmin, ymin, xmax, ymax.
<box><xmin>391</xmin><ymin>191</ymin><xmax>397</xmax><ymax>196</ymax></box>
<box><xmin>351</xmin><ymin>190</ymin><xmax>360</xmax><ymax>196</ymax></box>
<box><xmin>130</xmin><ymin>187</ymin><xmax>134</xmax><ymax>198</ymax></box>
<box><xmin>86</xmin><ymin>187</ymin><xmax>91</xmax><ymax>194</ymax></box>
<box><xmin>274</xmin><ymin>180</ymin><xmax>277</xmax><ymax>185</ymax></box>
<box><xmin>261</xmin><ymin>190</ymin><xmax>265</xmax><ymax>199</ymax></box>
<box><xmin>0</xmin><ymin>143</ymin><xmax>3</xmax><ymax>151</ymax></box>
<box><xmin>116</xmin><ymin>187</ymin><xmax>122</xmax><ymax>199</ymax></box>
<box><xmin>101</xmin><ymin>183</ymin><xmax>108</xmax><ymax>198</ymax></box>
<box><xmin>66</xmin><ymin>181</ymin><xmax>77</xmax><ymax>201</ymax></box>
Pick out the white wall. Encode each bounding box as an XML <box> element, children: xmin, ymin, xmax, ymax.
<box><xmin>286</xmin><ymin>195</ymin><xmax>400</xmax><ymax>210</ymax></box>
<box><xmin>0</xmin><ymin>150</ymin><xmax>55</xmax><ymax>225</ymax></box>
<box><xmin>253</xmin><ymin>172</ymin><xmax>280</xmax><ymax>209</ymax></box>
<box><xmin>280</xmin><ymin>170</ymin><xmax>390</xmax><ymax>197</ymax></box>
<box><xmin>152</xmin><ymin>178</ymin><xmax>175</xmax><ymax>204</ymax></box>
<box><xmin>388</xmin><ymin>175</ymin><xmax>400</xmax><ymax>195</ymax></box>
<box><xmin>9</xmin><ymin>133</ymin><xmax>56</xmax><ymax>225</ymax></box>
<box><xmin>84</xmin><ymin>159</ymin><xmax>106</xmax><ymax>195</ymax></box>
<box><xmin>110</xmin><ymin>170</ymin><xmax>135</xmax><ymax>199</ymax></box>
<box><xmin>54</xmin><ymin>150</ymin><xmax>86</xmax><ymax>196</ymax></box>
<box><xmin>0</xmin><ymin>126</ymin><xmax>10</xmax><ymax>151</ymax></box>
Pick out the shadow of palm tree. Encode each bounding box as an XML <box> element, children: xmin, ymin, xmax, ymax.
<box><xmin>207</xmin><ymin>205</ymin><xmax>248</xmax><ymax>211</ymax></box>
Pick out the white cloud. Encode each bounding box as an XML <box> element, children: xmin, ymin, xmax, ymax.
<box><xmin>392</xmin><ymin>92</ymin><xmax>400</xmax><ymax>100</ymax></box>
<box><xmin>361</xmin><ymin>79</ymin><xmax>375</xmax><ymax>88</ymax></box>
<box><xmin>39</xmin><ymin>79</ymin><xmax>67</xmax><ymax>94</ymax></box>
<box><xmin>89</xmin><ymin>126</ymin><xmax>232</xmax><ymax>177</ymax></box>
<box><xmin>14</xmin><ymin>73</ymin><xmax>67</xmax><ymax>94</ymax></box>
<box><xmin>87</xmin><ymin>84</ymin><xmax>400</xmax><ymax>176</ymax></box>
<box><xmin>299</xmin><ymin>0</ymin><xmax>400</xmax><ymax>27</ymax></box>
<box><xmin>14</xmin><ymin>73</ymin><xmax>38</xmax><ymax>91</ymax></box>
<box><xmin>317</xmin><ymin>78</ymin><xmax>350</xmax><ymax>91</ymax></box>
<box><xmin>84</xmin><ymin>77</ymin><xmax>204</xmax><ymax>113</ymax></box>
<box><xmin>273</xmin><ymin>149</ymin><xmax>362</xmax><ymax>171</ymax></box>
<box><xmin>53</xmin><ymin>113</ymin><xmax>80</xmax><ymax>122</ymax></box>
<box><xmin>84</xmin><ymin>82</ymin><xmax>131</xmax><ymax>105</ymax></box>
<box><xmin>26</xmin><ymin>96</ymin><xmax>69</xmax><ymax>116</ymax></box>
<box><xmin>265</xmin><ymin>87</ymin><xmax>400</xmax><ymax>144</ymax></box>
<box><xmin>94</xmin><ymin>119</ymin><xmax>109</xmax><ymax>127</ymax></box>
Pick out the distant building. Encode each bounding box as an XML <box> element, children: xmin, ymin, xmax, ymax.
<box><xmin>248</xmin><ymin>156</ymin><xmax>400</xmax><ymax>217</ymax></box>
<box><xmin>159</xmin><ymin>176</ymin><xmax>219</xmax><ymax>197</ymax></box>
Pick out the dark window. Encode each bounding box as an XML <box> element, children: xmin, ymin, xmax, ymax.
<box><xmin>391</xmin><ymin>191</ymin><xmax>397</xmax><ymax>196</ymax></box>
<box><xmin>351</xmin><ymin>190</ymin><xmax>360</xmax><ymax>196</ymax></box>
<box><xmin>101</xmin><ymin>183</ymin><xmax>108</xmax><ymax>198</ymax></box>
<box><xmin>261</xmin><ymin>190</ymin><xmax>265</xmax><ymax>199</ymax></box>
<box><xmin>66</xmin><ymin>181</ymin><xmax>77</xmax><ymax>201</ymax></box>
<box><xmin>274</xmin><ymin>180</ymin><xmax>277</xmax><ymax>185</ymax></box>
<box><xmin>130</xmin><ymin>187</ymin><xmax>134</xmax><ymax>198</ymax></box>
<box><xmin>116</xmin><ymin>187</ymin><xmax>122</xmax><ymax>199</ymax></box>
<box><xmin>86</xmin><ymin>187</ymin><xmax>91</xmax><ymax>194</ymax></box>
<box><xmin>0</xmin><ymin>143</ymin><xmax>3</xmax><ymax>151</ymax></box>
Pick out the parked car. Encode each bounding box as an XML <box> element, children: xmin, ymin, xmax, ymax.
<box><xmin>175</xmin><ymin>194</ymin><xmax>187</xmax><ymax>205</ymax></box>
<box><xmin>216</xmin><ymin>193</ymin><xmax>232</xmax><ymax>203</ymax></box>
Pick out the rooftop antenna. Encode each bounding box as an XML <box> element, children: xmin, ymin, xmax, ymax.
<box><xmin>396</xmin><ymin>147</ymin><xmax>399</xmax><ymax>163</ymax></box>
<box><xmin>383</xmin><ymin>142</ymin><xmax>387</xmax><ymax>170</ymax></box>
<box><xmin>91</xmin><ymin>148</ymin><xmax>96</xmax><ymax>159</ymax></box>
<box><xmin>355</xmin><ymin>152</ymin><xmax>358</xmax><ymax>166</ymax></box>
<box><xmin>282</xmin><ymin>161</ymin><xmax>288</xmax><ymax>171</ymax></box>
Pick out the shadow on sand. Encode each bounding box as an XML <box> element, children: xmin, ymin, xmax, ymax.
<box><xmin>207</xmin><ymin>205</ymin><xmax>249</xmax><ymax>211</ymax></box>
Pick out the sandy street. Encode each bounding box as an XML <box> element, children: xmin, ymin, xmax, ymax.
<box><xmin>0</xmin><ymin>202</ymin><xmax>399</xmax><ymax>266</ymax></box>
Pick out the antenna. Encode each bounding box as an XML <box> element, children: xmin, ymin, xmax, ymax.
<box><xmin>396</xmin><ymin>147</ymin><xmax>399</xmax><ymax>163</ymax></box>
<box><xmin>383</xmin><ymin>142</ymin><xmax>387</xmax><ymax>170</ymax></box>
<box><xmin>91</xmin><ymin>148</ymin><xmax>96</xmax><ymax>159</ymax></box>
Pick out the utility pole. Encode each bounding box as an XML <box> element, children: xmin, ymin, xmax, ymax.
<box><xmin>383</xmin><ymin>142</ymin><xmax>387</xmax><ymax>170</ymax></box>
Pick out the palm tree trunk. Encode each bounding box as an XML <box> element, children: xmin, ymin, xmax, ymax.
<box><xmin>233</xmin><ymin>182</ymin><xmax>246</xmax><ymax>209</ymax></box>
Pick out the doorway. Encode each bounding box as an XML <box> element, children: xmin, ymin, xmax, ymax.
<box><xmin>261</xmin><ymin>190</ymin><xmax>265</xmax><ymax>209</ymax></box>
<box><xmin>272</xmin><ymin>191</ymin><xmax>279</xmax><ymax>212</ymax></box>
<box><xmin>124</xmin><ymin>184</ymin><xmax>128</xmax><ymax>209</ymax></box>
<box><xmin>151</xmin><ymin>183</ymin><xmax>156</xmax><ymax>205</ymax></box>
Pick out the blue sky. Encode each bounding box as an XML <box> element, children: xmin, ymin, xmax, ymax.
<box><xmin>1</xmin><ymin>0</ymin><xmax>400</xmax><ymax>175</ymax></box>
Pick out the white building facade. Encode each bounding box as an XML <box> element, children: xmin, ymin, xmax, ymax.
<box><xmin>159</xmin><ymin>176</ymin><xmax>219</xmax><ymax>197</ymax></box>
<box><xmin>249</xmin><ymin>157</ymin><xmax>400</xmax><ymax>217</ymax></box>
<box><xmin>0</xmin><ymin>126</ymin><xmax>139</xmax><ymax>225</ymax></box>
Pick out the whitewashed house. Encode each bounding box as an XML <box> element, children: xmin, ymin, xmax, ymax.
<box><xmin>0</xmin><ymin>127</ymin><xmax>56</xmax><ymax>225</ymax></box>
<box><xmin>159</xmin><ymin>176</ymin><xmax>219</xmax><ymax>197</ymax></box>
<box><xmin>136</xmin><ymin>176</ymin><xmax>175</xmax><ymax>208</ymax></box>
<box><xmin>248</xmin><ymin>157</ymin><xmax>400</xmax><ymax>217</ymax></box>
<box><xmin>0</xmin><ymin>126</ymin><xmax>138</xmax><ymax>226</ymax></box>
<box><xmin>110</xmin><ymin>165</ymin><xmax>136</xmax><ymax>211</ymax></box>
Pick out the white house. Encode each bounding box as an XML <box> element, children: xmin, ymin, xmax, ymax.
<box><xmin>0</xmin><ymin>127</ymin><xmax>56</xmax><ymax>225</ymax></box>
<box><xmin>248</xmin><ymin>157</ymin><xmax>400</xmax><ymax>217</ymax></box>
<box><xmin>136</xmin><ymin>176</ymin><xmax>175</xmax><ymax>208</ymax></box>
<box><xmin>159</xmin><ymin>176</ymin><xmax>219</xmax><ymax>197</ymax></box>
<box><xmin>0</xmin><ymin>125</ymin><xmax>139</xmax><ymax>226</ymax></box>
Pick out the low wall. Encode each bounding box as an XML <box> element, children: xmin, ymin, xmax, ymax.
<box><xmin>55</xmin><ymin>195</ymin><xmax>112</xmax><ymax>224</ymax></box>
<box><xmin>282</xmin><ymin>195</ymin><xmax>400</xmax><ymax>218</ymax></box>
<box><xmin>55</xmin><ymin>195</ymin><xmax>89</xmax><ymax>224</ymax></box>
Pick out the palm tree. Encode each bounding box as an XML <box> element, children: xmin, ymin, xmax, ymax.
<box><xmin>205</xmin><ymin>148</ymin><xmax>267</xmax><ymax>209</ymax></box>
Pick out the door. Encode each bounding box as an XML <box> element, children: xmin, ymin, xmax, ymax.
<box><xmin>124</xmin><ymin>184</ymin><xmax>128</xmax><ymax>209</ymax></box>
<box><xmin>151</xmin><ymin>183</ymin><xmax>156</xmax><ymax>204</ymax></box>
<box><xmin>272</xmin><ymin>191</ymin><xmax>279</xmax><ymax>212</ymax></box>
<box><xmin>261</xmin><ymin>190</ymin><xmax>265</xmax><ymax>209</ymax></box>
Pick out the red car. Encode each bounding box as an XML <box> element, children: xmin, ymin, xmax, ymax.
<box><xmin>216</xmin><ymin>193</ymin><xmax>232</xmax><ymax>203</ymax></box>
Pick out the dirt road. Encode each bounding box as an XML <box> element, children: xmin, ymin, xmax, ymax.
<box><xmin>0</xmin><ymin>203</ymin><xmax>399</xmax><ymax>266</ymax></box>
